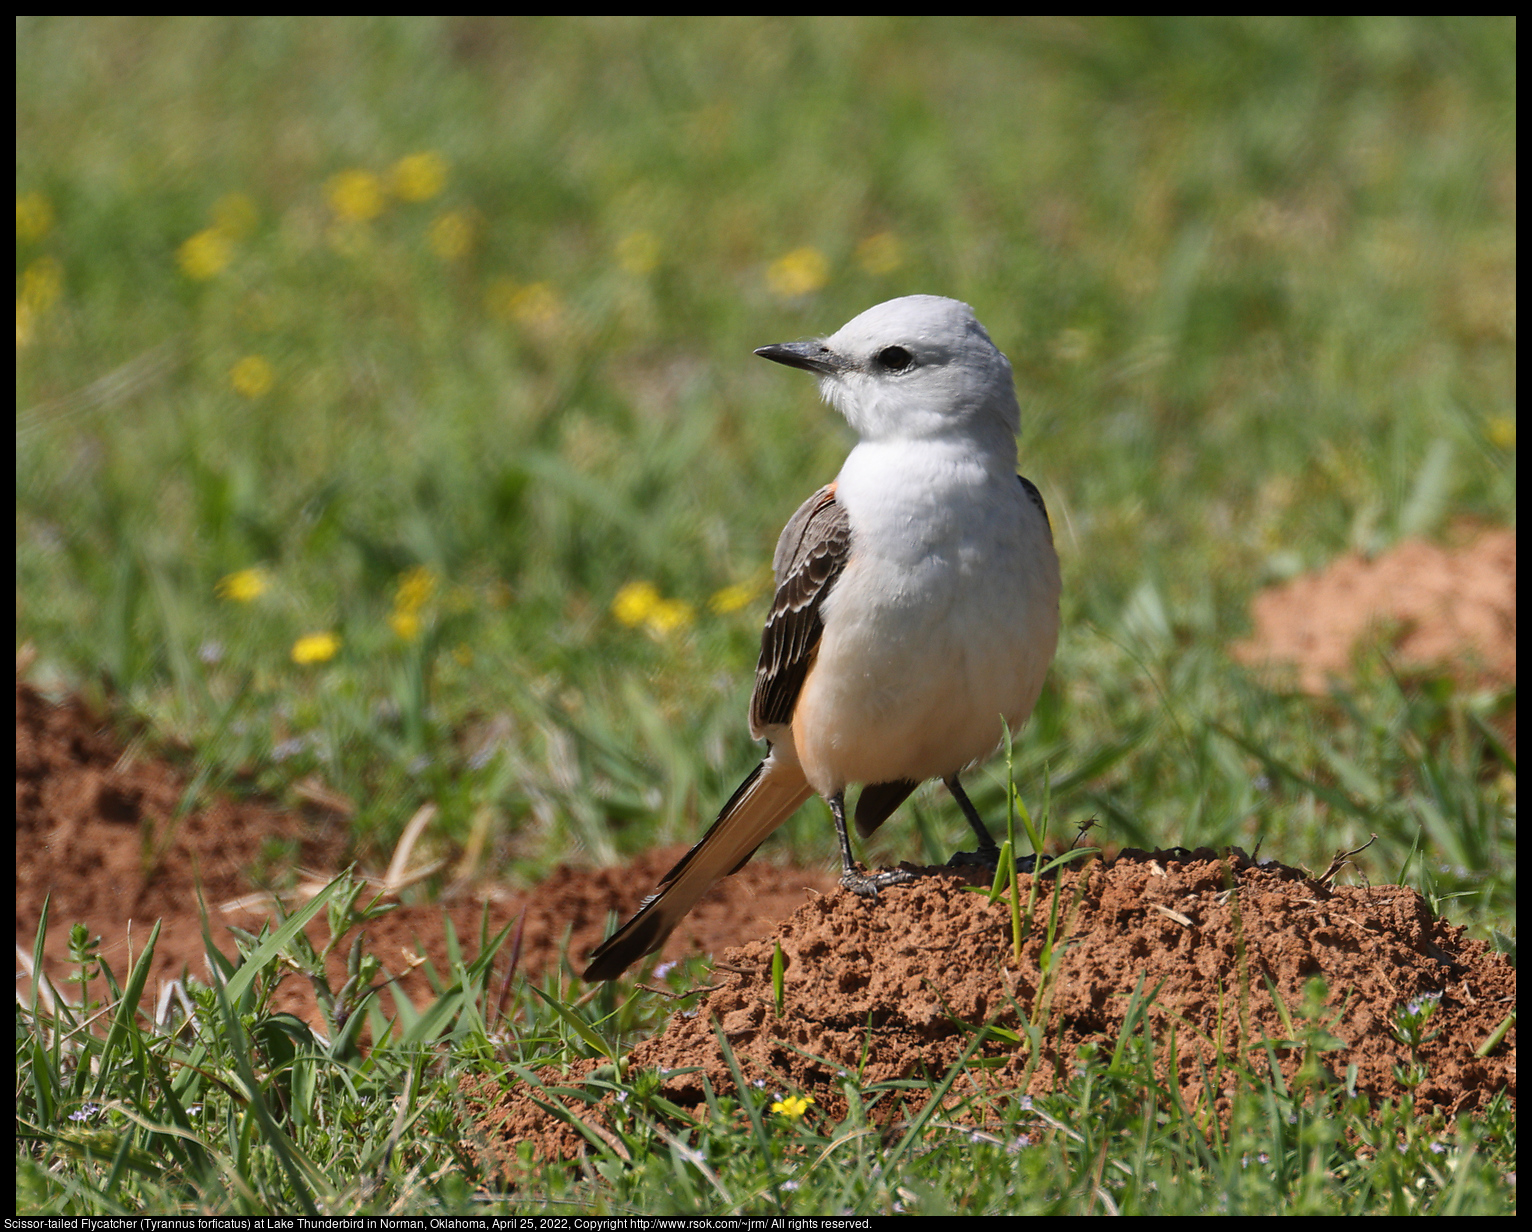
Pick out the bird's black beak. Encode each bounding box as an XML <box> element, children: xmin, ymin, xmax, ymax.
<box><xmin>754</xmin><ymin>340</ymin><xmax>849</xmax><ymax>376</ymax></box>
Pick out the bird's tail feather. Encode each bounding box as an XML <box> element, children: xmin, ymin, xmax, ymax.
<box><xmin>583</xmin><ymin>755</ymin><xmax>813</xmax><ymax>981</ymax></box>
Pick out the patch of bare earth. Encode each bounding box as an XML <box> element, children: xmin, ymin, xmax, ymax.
<box><xmin>464</xmin><ymin>851</ymin><xmax>1514</xmax><ymax>1167</ymax></box>
<box><xmin>1232</xmin><ymin>527</ymin><xmax>1515</xmax><ymax>696</ymax></box>
<box><xmin>14</xmin><ymin>680</ymin><xmax>833</xmax><ymax>1024</ymax></box>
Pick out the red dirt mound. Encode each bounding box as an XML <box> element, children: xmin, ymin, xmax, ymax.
<box><xmin>1233</xmin><ymin>528</ymin><xmax>1516</xmax><ymax>694</ymax></box>
<box><xmin>464</xmin><ymin>851</ymin><xmax>1515</xmax><ymax>1166</ymax></box>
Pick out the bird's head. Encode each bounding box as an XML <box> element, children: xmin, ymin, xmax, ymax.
<box><xmin>755</xmin><ymin>295</ymin><xmax>1020</xmax><ymax>446</ymax></box>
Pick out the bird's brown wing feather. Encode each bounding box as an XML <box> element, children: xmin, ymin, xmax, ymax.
<box><xmin>750</xmin><ymin>484</ymin><xmax>852</xmax><ymax>733</ymax></box>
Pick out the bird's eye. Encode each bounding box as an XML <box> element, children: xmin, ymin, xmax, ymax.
<box><xmin>877</xmin><ymin>346</ymin><xmax>913</xmax><ymax>372</ymax></box>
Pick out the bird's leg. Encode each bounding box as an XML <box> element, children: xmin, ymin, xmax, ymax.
<box><xmin>945</xmin><ymin>776</ymin><xmax>1035</xmax><ymax>872</ymax></box>
<box><xmin>831</xmin><ymin>790</ymin><xmax>916</xmax><ymax>897</ymax></box>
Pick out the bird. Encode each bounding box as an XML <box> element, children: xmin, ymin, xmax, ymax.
<box><xmin>584</xmin><ymin>294</ymin><xmax>1060</xmax><ymax>981</ymax></box>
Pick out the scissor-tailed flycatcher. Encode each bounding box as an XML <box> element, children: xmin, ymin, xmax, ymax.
<box><xmin>584</xmin><ymin>295</ymin><xmax>1060</xmax><ymax>981</ymax></box>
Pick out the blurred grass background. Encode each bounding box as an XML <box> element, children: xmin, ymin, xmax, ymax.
<box><xmin>15</xmin><ymin>17</ymin><xmax>1516</xmax><ymax>924</ymax></box>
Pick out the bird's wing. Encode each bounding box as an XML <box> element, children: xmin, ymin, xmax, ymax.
<box><xmin>749</xmin><ymin>483</ymin><xmax>852</xmax><ymax>734</ymax></box>
<box><xmin>1018</xmin><ymin>474</ymin><xmax>1052</xmax><ymax>540</ymax></box>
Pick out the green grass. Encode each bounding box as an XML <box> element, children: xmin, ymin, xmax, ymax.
<box><xmin>16</xmin><ymin>16</ymin><xmax>1516</xmax><ymax>1215</ymax></box>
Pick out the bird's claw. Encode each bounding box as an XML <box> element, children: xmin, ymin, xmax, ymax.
<box><xmin>839</xmin><ymin>866</ymin><xmax>917</xmax><ymax>898</ymax></box>
<box><xmin>946</xmin><ymin>847</ymin><xmax>1036</xmax><ymax>873</ymax></box>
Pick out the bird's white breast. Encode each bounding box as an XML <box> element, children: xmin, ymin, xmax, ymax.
<box><xmin>791</xmin><ymin>438</ymin><xmax>1060</xmax><ymax>792</ymax></box>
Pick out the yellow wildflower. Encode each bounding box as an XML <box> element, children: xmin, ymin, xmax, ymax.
<box><xmin>17</xmin><ymin>245</ymin><xmax>61</xmax><ymax>344</ymax></box>
<box><xmin>396</xmin><ymin>565</ymin><xmax>439</xmax><ymax>613</ymax></box>
<box><xmin>767</xmin><ymin>247</ymin><xmax>829</xmax><ymax>298</ymax></box>
<box><xmin>428</xmin><ymin>209</ymin><xmax>475</xmax><ymax>260</ymax></box>
<box><xmin>613</xmin><ymin>581</ymin><xmax>695</xmax><ymax>637</ymax></box>
<box><xmin>484</xmin><ymin>277</ymin><xmax>519</xmax><ymax>320</ymax></box>
<box><xmin>325</xmin><ymin>169</ymin><xmax>385</xmax><ymax>223</ymax></box>
<box><xmin>389</xmin><ymin>566</ymin><xmax>439</xmax><ymax>640</ymax></box>
<box><xmin>19</xmin><ymin>257</ymin><xmax>62</xmax><ymax>313</ymax></box>
<box><xmin>771</xmin><ymin>1095</ymin><xmax>815</xmax><ymax>1118</ymax></box>
<box><xmin>292</xmin><ymin>632</ymin><xmax>341</xmax><ymax>665</ymax></box>
<box><xmin>646</xmin><ymin>598</ymin><xmax>695</xmax><ymax>635</ymax></box>
<box><xmin>211</xmin><ymin>192</ymin><xmax>258</xmax><ymax>240</ymax></box>
<box><xmin>485</xmin><ymin>279</ymin><xmax>563</xmax><ymax>329</ymax></box>
<box><xmin>392</xmin><ymin>152</ymin><xmax>448</xmax><ymax>202</ymax></box>
<box><xmin>178</xmin><ymin>228</ymin><xmax>233</xmax><ymax>280</ymax></box>
<box><xmin>511</xmin><ymin>282</ymin><xmax>562</xmax><ymax>328</ymax></box>
<box><xmin>612</xmin><ymin>581</ymin><xmax>661</xmax><ymax>628</ymax></box>
<box><xmin>854</xmin><ymin>231</ymin><xmax>903</xmax><ymax>276</ymax></box>
<box><xmin>230</xmin><ymin>355</ymin><xmax>274</xmax><ymax>399</ymax></box>
<box><xmin>16</xmin><ymin>192</ymin><xmax>53</xmax><ymax>242</ymax></box>
<box><xmin>388</xmin><ymin>608</ymin><xmax>422</xmax><ymax>641</ymax></box>
<box><xmin>216</xmin><ymin>568</ymin><xmax>270</xmax><ymax>603</ymax></box>
<box><xmin>1487</xmin><ymin>417</ymin><xmax>1515</xmax><ymax>450</ymax></box>
<box><xmin>708</xmin><ymin>581</ymin><xmax>759</xmax><ymax>614</ymax></box>
<box><xmin>616</xmin><ymin>230</ymin><xmax>660</xmax><ymax>275</ymax></box>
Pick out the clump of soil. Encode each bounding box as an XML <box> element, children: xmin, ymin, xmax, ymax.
<box><xmin>1233</xmin><ymin>528</ymin><xmax>1516</xmax><ymax>694</ymax></box>
<box><xmin>464</xmin><ymin>851</ymin><xmax>1515</xmax><ymax>1167</ymax></box>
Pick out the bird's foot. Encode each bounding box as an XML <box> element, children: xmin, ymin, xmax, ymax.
<box><xmin>839</xmin><ymin>865</ymin><xmax>918</xmax><ymax>898</ymax></box>
<box><xmin>946</xmin><ymin>845</ymin><xmax>1000</xmax><ymax>869</ymax></box>
<box><xmin>947</xmin><ymin>847</ymin><xmax>1036</xmax><ymax>873</ymax></box>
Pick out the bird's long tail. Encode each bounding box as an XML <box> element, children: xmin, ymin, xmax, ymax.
<box><xmin>583</xmin><ymin>751</ymin><xmax>813</xmax><ymax>981</ymax></box>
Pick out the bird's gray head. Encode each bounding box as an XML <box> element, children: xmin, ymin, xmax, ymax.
<box><xmin>755</xmin><ymin>295</ymin><xmax>1020</xmax><ymax>445</ymax></box>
